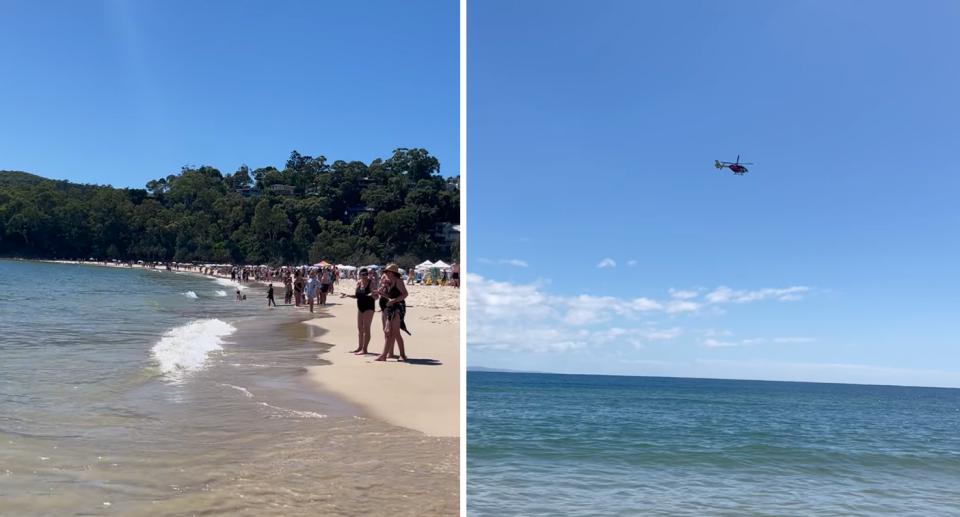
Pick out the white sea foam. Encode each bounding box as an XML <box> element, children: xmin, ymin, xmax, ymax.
<box><xmin>182</xmin><ymin>291</ymin><xmax>198</xmax><ymax>299</ymax></box>
<box><xmin>215</xmin><ymin>290</ymin><xmax>227</xmax><ymax>297</ymax></box>
<box><xmin>213</xmin><ymin>278</ymin><xmax>245</xmax><ymax>290</ymax></box>
<box><xmin>258</xmin><ymin>402</ymin><xmax>326</xmax><ymax>419</ymax></box>
<box><xmin>221</xmin><ymin>383</ymin><xmax>254</xmax><ymax>397</ymax></box>
<box><xmin>151</xmin><ymin>319</ymin><xmax>236</xmax><ymax>374</ymax></box>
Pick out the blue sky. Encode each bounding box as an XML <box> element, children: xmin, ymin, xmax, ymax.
<box><xmin>466</xmin><ymin>1</ymin><xmax>960</xmax><ymax>387</ymax></box>
<box><xmin>0</xmin><ymin>0</ymin><xmax>458</xmax><ymax>188</ymax></box>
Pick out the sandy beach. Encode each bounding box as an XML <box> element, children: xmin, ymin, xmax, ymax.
<box><xmin>305</xmin><ymin>282</ymin><xmax>461</xmax><ymax>437</ymax></box>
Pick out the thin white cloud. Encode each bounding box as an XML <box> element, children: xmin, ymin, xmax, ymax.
<box><xmin>700</xmin><ymin>337</ymin><xmax>765</xmax><ymax>347</ymax></box>
<box><xmin>699</xmin><ymin>336</ymin><xmax>814</xmax><ymax>347</ymax></box>
<box><xmin>627</xmin><ymin>260</ymin><xmax>637</xmax><ymax>267</ymax></box>
<box><xmin>669</xmin><ymin>289</ymin><xmax>699</xmax><ymax>300</ymax></box>
<box><xmin>700</xmin><ymin>329</ymin><xmax>734</xmax><ymax>337</ymax></box>
<box><xmin>477</xmin><ymin>258</ymin><xmax>529</xmax><ymax>267</ymax></box>
<box><xmin>597</xmin><ymin>258</ymin><xmax>616</xmax><ymax>268</ymax></box>
<box><xmin>631</xmin><ymin>298</ymin><xmax>663</xmax><ymax>311</ymax></box>
<box><xmin>666</xmin><ymin>300</ymin><xmax>701</xmax><ymax>314</ymax></box>
<box><xmin>705</xmin><ymin>286</ymin><xmax>811</xmax><ymax>304</ymax></box>
<box><xmin>701</xmin><ymin>338</ymin><xmax>740</xmax><ymax>347</ymax></box>
<box><xmin>643</xmin><ymin>327</ymin><xmax>684</xmax><ymax>340</ymax></box>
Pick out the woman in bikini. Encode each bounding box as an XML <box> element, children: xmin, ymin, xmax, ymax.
<box><xmin>340</xmin><ymin>268</ymin><xmax>378</xmax><ymax>354</ymax></box>
<box><xmin>375</xmin><ymin>264</ymin><xmax>411</xmax><ymax>362</ymax></box>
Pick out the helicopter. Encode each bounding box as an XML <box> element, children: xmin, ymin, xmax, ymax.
<box><xmin>714</xmin><ymin>156</ymin><xmax>753</xmax><ymax>175</ymax></box>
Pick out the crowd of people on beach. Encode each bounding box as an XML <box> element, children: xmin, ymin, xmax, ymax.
<box><xmin>44</xmin><ymin>257</ymin><xmax>456</xmax><ymax>364</ymax></box>
<box><xmin>217</xmin><ymin>262</ymin><xmax>424</xmax><ymax>363</ymax></box>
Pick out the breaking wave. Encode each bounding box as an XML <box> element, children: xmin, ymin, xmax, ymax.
<box><xmin>213</xmin><ymin>277</ymin><xmax>246</xmax><ymax>290</ymax></box>
<box><xmin>151</xmin><ymin>319</ymin><xmax>236</xmax><ymax>374</ymax></box>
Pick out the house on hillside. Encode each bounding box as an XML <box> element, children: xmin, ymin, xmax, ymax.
<box><xmin>433</xmin><ymin>222</ymin><xmax>460</xmax><ymax>248</ymax></box>
<box><xmin>235</xmin><ymin>187</ymin><xmax>263</xmax><ymax>197</ymax></box>
<box><xmin>268</xmin><ymin>184</ymin><xmax>296</xmax><ymax>197</ymax></box>
<box><xmin>346</xmin><ymin>205</ymin><xmax>377</xmax><ymax>219</ymax></box>
<box><xmin>445</xmin><ymin>175</ymin><xmax>460</xmax><ymax>191</ymax></box>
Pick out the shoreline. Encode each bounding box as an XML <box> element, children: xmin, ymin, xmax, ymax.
<box><xmin>28</xmin><ymin>258</ymin><xmax>461</xmax><ymax>437</ymax></box>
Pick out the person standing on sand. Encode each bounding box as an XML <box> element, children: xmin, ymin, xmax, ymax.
<box><xmin>305</xmin><ymin>272</ymin><xmax>321</xmax><ymax>313</ymax></box>
<box><xmin>375</xmin><ymin>264</ymin><xmax>411</xmax><ymax>362</ymax></box>
<box><xmin>451</xmin><ymin>262</ymin><xmax>459</xmax><ymax>288</ymax></box>
<box><xmin>294</xmin><ymin>271</ymin><xmax>304</xmax><ymax>307</ymax></box>
<box><xmin>267</xmin><ymin>283</ymin><xmax>276</xmax><ymax>307</ymax></box>
<box><xmin>284</xmin><ymin>275</ymin><xmax>293</xmax><ymax>304</ymax></box>
<box><xmin>341</xmin><ymin>268</ymin><xmax>378</xmax><ymax>355</ymax></box>
<box><xmin>319</xmin><ymin>267</ymin><xmax>330</xmax><ymax>305</ymax></box>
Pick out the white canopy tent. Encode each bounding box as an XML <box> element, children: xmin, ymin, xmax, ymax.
<box><xmin>432</xmin><ymin>260</ymin><xmax>451</xmax><ymax>269</ymax></box>
<box><xmin>415</xmin><ymin>260</ymin><xmax>434</xmax><ymax>269</ymax></box>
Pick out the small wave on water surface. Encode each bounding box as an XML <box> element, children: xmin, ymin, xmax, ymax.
<box><xmin>215</xmin><ymin>290</ymin><xmax>227</xmax><ymax>297</ymax></box>
<box><xmin>150</xmin><ymin>319</ymin><xmax>236</xmax><ymax>374</ymax></box>
<box><xmin>182</xmin><ymin>291</ymin><xmax>199</xmax><ymax>299</ymax></box>
<box><xmin>213</xmin><ymin>277</ymin><xmax>246</xmax><ymax>290</ymax></box>
<box><xmin>220</xmin><ymin>383</ymin><xmax>254</xmax><ymax>397</ymax></box>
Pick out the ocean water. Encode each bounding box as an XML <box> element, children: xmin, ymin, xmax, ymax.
<box><xmin>0</xmin><ymin>260</ymin><xmax>458</xmax><ymax>516</ymax></box>
<box><xmin>467</xmin><ymin>372</ymin><xmax>960</xmax><ymax>516</ymax></box>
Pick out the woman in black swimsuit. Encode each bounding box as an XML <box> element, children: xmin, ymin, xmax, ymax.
<box><xmin>293</xmin><ymin>271</ymin><xmax>304</xmax><ymax>307</ymax></box>
<box><xmin>375</xmin><ymin>264</ymin><xmax>410</xmax><ymax>362</ymax></box>
<box><xmin>341</xmin><ymin>268</ymin><xmax>378</xmax><ymax>354</ymax></box>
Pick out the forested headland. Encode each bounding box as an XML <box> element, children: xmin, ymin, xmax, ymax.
<box><xmin>0</xmin><ymin>148</ymin><xmax>460</xmax><ymax>269</ymax></box>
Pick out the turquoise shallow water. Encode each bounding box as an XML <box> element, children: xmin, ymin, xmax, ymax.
<box><xmin>467</xmin><ymin>372</ymin><xmax>960</xmax><ymax>516</ymax></box>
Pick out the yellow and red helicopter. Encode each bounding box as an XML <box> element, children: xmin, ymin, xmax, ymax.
<box><xmin>714</xmin><ymin>156</ymin><xmax>753</xmax><ymax>175</ymax></box>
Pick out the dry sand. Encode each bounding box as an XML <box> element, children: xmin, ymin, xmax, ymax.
<box><xmin>304</xmin><ymin>282</ymin><xmax>460</xmax><ymax>437</ymax></box>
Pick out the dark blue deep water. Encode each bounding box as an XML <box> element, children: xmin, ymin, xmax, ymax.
<box><xmin>467</xmin><ymin>372</ymin><xmax>960</xmax><ymax>516</ymax></box>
